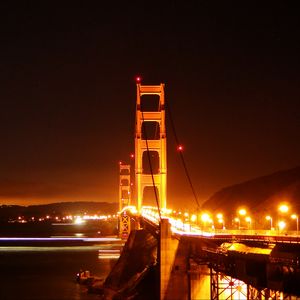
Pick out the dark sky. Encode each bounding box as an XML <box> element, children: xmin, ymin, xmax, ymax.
<box><xmin>0</xmin><ymin>2</ymin><xmax>299</xmax><ymax>209</ymax></box>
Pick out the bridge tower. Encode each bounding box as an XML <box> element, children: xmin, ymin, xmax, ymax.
<box><xmin>135</xmin><ymin>83</ymin><xmax>167</xmax><ymax>212</ymax></box>
<box><xmin>118</xmin><ymin>163</ymin><xmax>131</xmax><ymax>237</ymax></box>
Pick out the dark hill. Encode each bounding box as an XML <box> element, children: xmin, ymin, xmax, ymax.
<box><xmin>0</xmin><ymin>201</ymin><xmax>118</xmax><ymax>221</ymax></box>
<box><xmin>202</xmin><ymin>166</ymin><xmax>300</xmax><ymax>217</ymax></box>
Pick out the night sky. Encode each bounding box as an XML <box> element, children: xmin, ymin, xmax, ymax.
<box><xmin>0</xmin><ymin>2</ymin><xmax>299</xmax><ymax>209</ymax></box>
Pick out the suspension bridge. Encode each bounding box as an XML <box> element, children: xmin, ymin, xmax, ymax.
<box><xmin>112</xmin><ymin>81</ymin><xmax>300</xmax><ymax>300</ymax></box>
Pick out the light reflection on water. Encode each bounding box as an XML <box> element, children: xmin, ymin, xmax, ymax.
<box><xmin>0</xmin><ymin>245</ymin><xmax>121</xmax><ymax>252</ymax></box>
<box><xmin>0</xmin><ymin>239</ymin><xmax>122</xmax><ymax>300</ymax></box>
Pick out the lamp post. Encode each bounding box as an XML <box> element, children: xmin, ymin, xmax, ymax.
<box><xmin>234</xmin><ymin>217</ymin><xmax>240</xmax><ymax>230</ymax></box>
<box><xmin>245</xmin><ymin>216</ymin><xmax>252</xmax><ymax>230</ymax></box>
<box><xmin>266</xmin><ymin>215</ymin><xmax>273</xmax><ymax>230</ymax></box>
<box><xmin>218</xmin><ymin>218</ymin><xmax>225</xmax><ymax>230</ymax></box>
<box><xmin>291</xmin><ymin>214</ymin><xmax>299</xmax><ymax>235</ymax></box>
<box><xmin>216</xmin><ymin>213</ymin><xmax>225</xmax><ymax>229</ymax></box>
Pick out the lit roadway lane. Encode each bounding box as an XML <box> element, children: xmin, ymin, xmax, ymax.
<box><xmin>139</xmin><ymin>206</ymin><xmax>300</xmax><ymax>244</ymax></box>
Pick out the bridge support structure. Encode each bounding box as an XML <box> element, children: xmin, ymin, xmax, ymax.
<box><xmin>159</xmin><ymin>218</ymin><xmax>190</xmax><ymax>300</ymax></box>
<box><xmin>118</xmin><ymin>163</ymin><xmax>131</xmax><ymax>238</ymax></box>
<box><xmin>210</xmin><ymin>266</ymin><xmax>296</xmax><ymax>300</ymax></box>
<box><xmin>135</xmin><ymin>83</ymin><xmax>167</xmax><ymax>212</ymax></box>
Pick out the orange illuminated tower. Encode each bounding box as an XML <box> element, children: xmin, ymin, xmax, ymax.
<box><xmin>118</xmin><ymin>163</ymin><xmax>131</xmax><ymax>237</ymax></box>
<box><xmin>135</xmin><ymin>83</ymin><xmax>167</xmax><ymax>212</ymax></box>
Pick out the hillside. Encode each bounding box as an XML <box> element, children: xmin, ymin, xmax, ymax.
<box><xmin>0</xmin><ymin>201</ymin><xmax>118</xmax><ymax>221</ymax></box>
<box><xmin>202</xmin><ymin>166</ymin><xmax>300</xmax><ymax>217</ymax></box>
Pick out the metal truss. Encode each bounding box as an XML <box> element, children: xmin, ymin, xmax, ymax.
<box><xmin>210</xmin><ymin>267</ymin><xmax>299</xmax><ymax>300</ymax></box>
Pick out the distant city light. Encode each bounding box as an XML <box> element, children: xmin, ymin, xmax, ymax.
<box><xmin>74</xmin><ymin>216</ymin><xmax>85</xmax><ymax>225</ymax></box>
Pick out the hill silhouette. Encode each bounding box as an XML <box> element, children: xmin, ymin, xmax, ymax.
<box><xmin>202</xmin><ymin>166</ymin><xmax>300</xmax><ymax>219</ymax></box>
<box><xmin>0</xmin><ymin>201</ymin><xmax>118</xmax><ymax>221</ymax></box>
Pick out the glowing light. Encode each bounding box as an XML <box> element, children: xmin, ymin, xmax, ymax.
<box><xmin>130</xmin><ymin>153</ymin><xmax>134</xmax><ymax>159</ymax></box>
<box><xmin>291</xmin><ymin>214</ymin><xmax>297</xmax><ymax>219</ymax></box>
<box><xmin>177</xmin><ymin>145</ymin><xmax>184</xmax><ymax>152</ymax></box>
<box><xmin>279</xmin><ymin>204</ymin><xmax>289</xmax><ymax>213</ymax></box>
<box><xmin>74</xmin><ymin>216</ymin><xmax>85</xmax><ymax>225</ymax></box>
<box><xmin>245</xmin><ymin>216</ymin><xmax>251</xmax><ymax>222</ymax></box>
<box><xmin>190</xmin><ymin>214</ymin><xmax>197</xmax><ymax>222</ymax></box>
<box><xmin>216</xmin><ymin>213</ymin><xmax>223</xmax><ymax>219</ymax></box>
<box><xmin>201</xmin><ymin>213</ymin><xmax>210</xmax><ymax>223</ymax></box>
<box><xmin>278</xmin><ymin>220</ymin><xmax>286</xmax><ymax>230</ymax></box>
<box><xmin>135</xmin><ymin>76</ymin><xmax>142</xmax><ymax>83</ymax></box>
<box><xmin>238</xmin><ymin>208</ymin><xmax>246</xmax><ymax>216</ymax></box>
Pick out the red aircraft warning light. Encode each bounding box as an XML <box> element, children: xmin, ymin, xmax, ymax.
<box><xmin>177</xmin><ymin>145</ymin><xmax>184</xmax><ymax>152</ymax></box>
<box><xmin>130</xmin><ymin>153</ymin><xmax>135</xmax><ymax>159</ymax></box>
<box><xmin>135</xmin><ymin>76</ymin><xmax>142</xmax><ymax>83</ymax></box>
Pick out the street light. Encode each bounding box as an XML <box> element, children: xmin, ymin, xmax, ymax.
<box><xmin>238</xmin><ymin>208</ymin><xmax>247</xmax><ymax>216</ymax></box>
<box><xmin>245</xmin><ymin>216</ymin><xmax>251</xmax><ymax>229</ymax></box>
<box><xmin>218</xmin><ymin>218</ymin><xmax>225</xmax><ymax>230</ymax></box>
<box><xmin>266</xmin><ymin>215</ymin><xmax>273</xmax><ymax>230</ymax></box>
<box><xmin>190</xmin><ymin>214</ymin><xmax>197</xmax><ymax>223</ymax></box>
<box><xmin>216</xmin><ymin>213</ymin><xmax>223</xmax><ymax>219</ymax></box>
<box><xmin>278</xmin><ymin>220</ymin><xmax>286</xmax><ymax>232</ymax></box>
<box><xmin>278</xmin><ymin>204</ymin><xmax>289</xmax><ymax>213</ymax></box>
<box><xmin>234</xmin><ymin>217</ymin><xmax>240</xmax><ymax>230</ymax></box>
<box><xmin>291</xmin><ymin>214</ymin><xmax>299</xmax><ymax>234</ymax></box>
<box><xmin>216</xmin><ymin>213</ymin><xmax>225</xmax><ymax>229</ymax></box>
<box><xmin>201</xmin><ymin>213</ymin><xmax>210</xmax><ymax>223</ymax></box>
<box><xmin>201</xmin><ymin>213</ymin><xmax>211</xmax><ymax>229</ymax></box>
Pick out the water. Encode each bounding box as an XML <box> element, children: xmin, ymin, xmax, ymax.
<box><xmin>0</xmin><ymin>240</ymin><xmax>122</xmax><ymax>300</ymax></box>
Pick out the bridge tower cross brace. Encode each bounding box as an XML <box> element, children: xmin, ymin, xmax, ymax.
<box><xmin>135</xmin><ymin>83</ymin><xmax>167</xmax><ymax>212</ymax></box>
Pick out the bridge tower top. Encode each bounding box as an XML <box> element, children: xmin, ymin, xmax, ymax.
<box><xmin>135</xmin><ymin>83</ymin><xmax>167</xmax><ymax>212</ymax></box>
